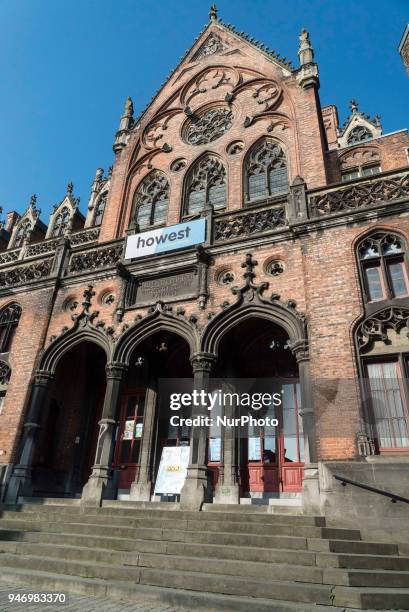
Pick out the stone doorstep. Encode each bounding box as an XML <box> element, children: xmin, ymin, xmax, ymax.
<box><xmin>1</xmin><ymin>504</ymin><xmax>324</xmax><ymax>525</ymax></box>
<box><xmin>0</xmin><ymin>569</ymin><xmax>347</xmax><ymax>612</ymax></box>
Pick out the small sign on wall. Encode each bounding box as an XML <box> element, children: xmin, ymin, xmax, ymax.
<box><xmin>153</xmin><ymin>446</ymin><xmax>190</xmax><ymax>495</ymax></box>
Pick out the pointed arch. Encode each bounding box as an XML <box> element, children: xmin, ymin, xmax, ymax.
<box><xmin>183</xmin><ymin>153</ymin><xmax>227</xmax><ymax>217</ymax></box>
<box><xmin>113</xmin><ymin>304</ymin><xmax>200</xmax><ymax>365</ymax></box>
<box><xmin>39</xmin><ymin>325</ymin><xmax>112</xmax><ymax>375</ymax></box>
<box><xmin>93</xmin><ymin>191</ymin><xmax>107</xmax><ymax>227</ymax></box>
<box><xmin>132</xmin><ymin>169</ymin><xmax>169</xmax><ymax>230</ymax></box>
<box><xmin>201</xmin><ymin>297</ymin><xmax>307</xmax><ymax>357</ymax></box>
<box><xmin>243</xmin><ymin>137</ymin><xmax>289</xmax><ymax>205</ymax></box>
<box><xmin>52</xmin><ymin>206</ymin><xmax>71</xmax><ymax>237</ymax></box>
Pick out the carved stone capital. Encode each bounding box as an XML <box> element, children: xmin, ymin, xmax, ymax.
<box><xmin>33</xmin><ymin>370</ymin><xmax>55</xmax><ymax>387</ymax></box>
<box><xmin>191</xmin><ymin>352</ymin><xmax>217</xmax><ymax>374</ymax></box>
<box><xmin>105</xmin><ymin>362</ymin><xmax>128</xmax><ymax>380</ymax></box>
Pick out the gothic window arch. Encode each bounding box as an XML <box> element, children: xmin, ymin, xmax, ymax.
<box><xmin>52</xmin><ymin>207</ymin><xmax>70</xmax><ymax>237</ymax></box>
<box><xmin>13</xmin><ymin>220</ymin><xmax>32</xmax><ymax>248</ymax></box>
<box><xmin>347</xmin><ymin>125</ymin><xmax>372</xmax><ymax>145</ymax></box>
<box><xmin>244</xmin><ymin>139</ymin><xmax>289</xmax><ymax>204</ymax></box>
<box><xmin>94</xmin><ymin>192</ymin><xmax>107</xmax><ymax>227</ymax></box>
<box><xmin>183</xmin><ymin>155</ymin><xmax>226</xmax><ymax>217</ymax></box>
<box><xmin>133</xmin><ymin>170</ymin><xmax>169</xmax><ymax>230</ymax></box>
<box><xmin>357</xmin><ymin>232</ymin><xmax>409</xmax><ymax>303</ymax></box>
<box><xmin>0</xmin><ymin>303</ymin><xmax>21</xmax><ymax>353</ymax></box>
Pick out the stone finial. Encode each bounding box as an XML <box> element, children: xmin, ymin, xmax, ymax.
<box><xmin>29</xmin><ymin>194</ymin><xmax>37</xmax><ymax>209</ymax></box>
<box><xmin>123</xmin><ymin>96</ymin><xmax>134</xmax><ymax>119</ymax></box>
<box><xmin>66</xmin><ymin>182</ymin><xmax>74</xmax><ymax>195</ymax></box>
<box><xmin>95</xmin><ymin>168</ymin><xmax>104</xmax><ymax>181</ymax></box>
<box><xmin>349</xmin><ymin>99</ymin><xmax>359</xmax><ymax>113</ymax></box>
<box><xmin>298</xmin><ymin>28</ymin><xmax>314</xmax><ymax>66</ymax></box>
<box><xmin>209</xmin><ymin>4</ymin><xmax>218</xmax><ymax>21</ymax></box>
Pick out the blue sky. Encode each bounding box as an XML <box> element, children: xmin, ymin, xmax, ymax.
<box><xmin>0</xmin><ymin>0</ymin><xmax>408</xmax><ymax>222</ymax></box>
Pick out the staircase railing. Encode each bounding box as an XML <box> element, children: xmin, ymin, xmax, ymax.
<box><xmin>334</xmin><ymin>474</ymin><xmax>409</xmax><ymax>505</ymax></box>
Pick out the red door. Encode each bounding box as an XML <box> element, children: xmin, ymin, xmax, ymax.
<box><xmin>245</xmin><ymin>382</ymin><xmax>304</xmax><ymax>494</ymax></box>
<box><xmin>113</xmin><ymin>391</ymin><xmax>146</xmax><ymax>490</ymax></box>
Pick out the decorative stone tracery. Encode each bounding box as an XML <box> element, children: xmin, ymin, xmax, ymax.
<box><xmin>357</xmin><ymin>307</ymin><xmax>409</xmax><ymax>352</ymax></box>
<box><xmin>133</xmin><ymin>170</ymin><xmax>169</xmax><ymax>229</ymax></box>
<box><xmin>183</xmin><ymin>107</ymin><xmax>233</xmax><ymax>146</ymax></box>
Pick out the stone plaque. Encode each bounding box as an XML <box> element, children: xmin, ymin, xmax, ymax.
<box><xmin>133</xmin><ymin>269</ymin><xmax>197</xmax><ymax>306</ymax></box>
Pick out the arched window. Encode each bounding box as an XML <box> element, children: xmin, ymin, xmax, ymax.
<box><xmin>14</xmin><ymin>220</ymin><xmax>32</xmax><ymax>248</ymax></box>
<box><xmin>245</xmin><ymin>140</ymin><xmax>288</xmax><ymax>204</ymax></box>
<box><xmin>184</xmin><ymin>155</ymin><xmax>226</xmax><ymax>217</ymax></box>
<box><xmin>52</xmin><ymin>207</ymin><xmax>70</xmax><ymax>237</ymax></box>
<box><xmin>347</xmin><ymin>126</ymin><xmax>372</xmax><ymax>145</ymax></box>
<box><xmin>358</xmin><ymin>232</ymin><xmax>409</xmax><ymax>302</ymax></box>
<box><xmin>133</xmin><ymin>171</ymin><xmax>169</xmax><ymax>230</ymax></box>
<box><xmin>94</xmin><ymin>193</ymin><xmax>107</xmax><ymax>227</ymax></box>
<box><xmin>0</xmin><ymin>303</ymin><xmax>21</xmax><ymax>353</ymax></box>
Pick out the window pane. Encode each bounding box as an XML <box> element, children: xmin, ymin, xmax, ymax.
<box><xmin>136</xmin><ymin>203</ymin><xmax>151</xmax><ymax>229</ymax></box>
<box><xmin>365</xmin><ymin>266</ymin><xmax>385</xmax><ymax>300</ymax></box>
<box><xmin>208</xmin><ymin>184</ymin><xmax>226</xmax><ymax>209</ymax></box>
<box><xmin>187</xmin><ymin>189</ymin><xmax>206</xmax><ymax>215</ymax></box>
<box><xmin>362</xmin><ymin>165</ymin><xmax>381</xmax><ymax>177</ymax></box>
<box><xmin>341</xmin><ymin>169</ymin><xmax>359</xmax><ymax>182</ymax></box>
<box><xmin>153</xmin><ymin>198</ymin><xmax>168</xmax><ymax>225</ymax></box>
<box><xmin>367</xmin><ymin>362</ymin><xmax>409</xmax><ymax>448</ymax></box>
<box><xmin>268</xmin><ymin>166</ymin><xmax>288</xmax><ymax>195</ymax></box>
<box><xmin>388</xmin><ymin>261</ymin><xmax>408</xmax><ymax>297</ymax></box>
<box><xmin>248</xmin><ymin>173</ymin><xmax>266</xmax><ymax>200</ymax></box>
<box><xmin>263</xmin><ymin>437</ymin><xmax>276</xmax><ymax>463</ymax></box>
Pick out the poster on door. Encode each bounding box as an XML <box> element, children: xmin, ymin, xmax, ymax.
<box><xmin>154</xmin><ymin>446</ymin><xmax>190</xmax><ymax>495</ymax></box>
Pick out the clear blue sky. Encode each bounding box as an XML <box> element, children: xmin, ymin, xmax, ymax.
<box><xmin>0</xmin><ymin>0</ymin><xmax>408</xmax><ymax>221</ymax></box>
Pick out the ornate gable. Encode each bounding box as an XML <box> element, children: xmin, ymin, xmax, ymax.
<box><xmin>46</xmin><ymin>183</ymin><xmax>84</xmax><ymax>239</ymax></box>
<box><xmin>8</xmin><ymin>195</ymin><xmax>45</xmax><ymax>250</ymax></box>
<box><xmin>338</xmin><ymin>100</ymin><xmax>382</xmax><ymax>149</ymax></box>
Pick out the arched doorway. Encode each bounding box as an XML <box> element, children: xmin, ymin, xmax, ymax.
<box><xmin>214</xmin><ymin>317</ymin><xmax>304</xmax><ymax>499</ymax></box>
<box><xmin>32</xmin><ymin>341</ymin><xmax>107</xmax><ymax>497</ymax></box>
<box><xmin>113</xmin><ymin>330</ymin><xmax>192</xmax><ymax>499</ymax></box>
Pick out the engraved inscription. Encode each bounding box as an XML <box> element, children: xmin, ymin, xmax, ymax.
<box><xmin>134</xmin><ymin>271</ymin><xmax>197</xmax><ymax>305</ymax></box>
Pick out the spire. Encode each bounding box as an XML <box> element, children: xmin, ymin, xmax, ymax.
<box><xmin>209</xmin><ymin>4</ymin><xmax>218</xmax><ymax>21</ymax></box>
<box><xmin>114</xmin><ymin>96</ymin><xmax>134</xmax><ymax>152</ymax></box>
<box><xmin>66</xmin><ymin>181</ymin><xmax>74</xmax><ymax>196</ymax></box>
<box><xmin>298</xmin><ymin>28</ymin><xmax>314</xmax><ymax>66</ymax></box>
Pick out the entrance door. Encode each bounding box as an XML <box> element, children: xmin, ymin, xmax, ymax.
<box><xmin>113</xmin><ymin>391</ymin><xmax>146</xmax><ymax>490</ymax></box>
<box><xmin>245</xmin><ymin>382</ymin><xmax>304</xmax><ymax>493</ymax></box>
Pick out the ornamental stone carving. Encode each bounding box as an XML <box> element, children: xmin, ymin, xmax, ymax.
<box><xmin>0</xmin><ymin>260</ymin><xmax>52</xmax><ymax>288</ymax></box>
<box><xmin>357</xmin><ymin>307</ymin><xmax>409</xmax><ymax>352</ymax></box>
<box><xmin>214</xmin><ymin>206</ymin><xmax>287</xmax><ymax>241</ymax></box>
<box><xmin>309</xmin><ymin>172</ymin><xmax>409</xmax><ymax>217</ymax></box>
<box><xmin>192</xmin><ymin>33</ymin><xmax>227</xmax><ymax>60</ymax></box>
<box><xmin>69</xmin><ymin>244</ymin><xmax>123</xmax><ymax>273</ymax></box>
<box><xmin>183</xmin><ymin>107</ymin><xmax>233</xmax><ymax>145</ymax></box>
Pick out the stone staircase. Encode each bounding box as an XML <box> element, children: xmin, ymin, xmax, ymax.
<box><xmin>0</xmin><ymin>501</ymin><xmax>408</xmax><ymax>610</ymax></box>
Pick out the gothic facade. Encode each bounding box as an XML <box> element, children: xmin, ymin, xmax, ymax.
<box><xmin>1</xmin><ymin>10</ymin><xmax>409</xmax><ymax>532</ymax></box>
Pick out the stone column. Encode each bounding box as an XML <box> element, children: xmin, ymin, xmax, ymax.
<box><xmin>81</xmin><ymin>362</ymin><xmax>127</xmax><ymax>506</ymax></box>
<box><xmin>5</xmin><ymin>370</ymin><xmax>54</xmax><ymax>503</ymax></box>
<box><xmin>293</xmin><ymin>341</ymin><xmax>321</xmax><ymax>514</ymax></box>
<box><xmin>129</xmin><ymin>382</ymin><xmax>157</xmax><ymax>501</ymax></box>
<box><xmin>215</xmin><ymin>382</ymin><xmax>240</xmax><ymax>504</ymax></box>
<box><xmin>180</xmin><ymin>352</ymin><xmax>216</xmax><ymax>510</ymax></box>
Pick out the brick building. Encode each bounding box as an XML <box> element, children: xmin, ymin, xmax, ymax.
<box><xmin>1</xmin><ymin>8</ymin><xmax>409</xmax><ymax>538</ymax></box>
<box><xmin>399</xmin><ymin>24</ymin><xmax>409</xmax><ymax>75</ymax></box>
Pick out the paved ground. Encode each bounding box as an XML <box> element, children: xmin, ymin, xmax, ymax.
<box><xmin>0</xmin><ymin>584</ymin><xmax>188</xmax><ymax>612</ymax></box>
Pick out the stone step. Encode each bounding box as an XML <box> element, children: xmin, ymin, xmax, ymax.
<box><xmin>0</xmin><ymin>512</ymin><xmax>356</xmax><ymax>539</ymax></box>
<box><xmin>2</xmin><ymin>503</ymin><xmax>327</xmax><ymax>526</ymax></box>
<box><xmin>1</xmin><ymin>540</ymin><xmax>408</xmax><ymax>590</ymax></box>
<box><xmin>0</xmin><ymin>567</ymin><xmax>346</xmax><ymax>612</ymax></box>
<box><xmin>0</xmin><ymin>553</ymin><xmax>336</xmax><ymax>605</ymax></box>
<box><xmin>317</xmin><ymin>551</ymin><xmax>409</xmax><ymax>572</ymax></box>
<box><xmin>0</xmin><ymin>530</ymin><xmax>318</xmax><ymax>565</ymax></box>
<box><xmin>308</xmin><ymin>537</ymin><xmax>399</xmax><ymax>556</ymax></box>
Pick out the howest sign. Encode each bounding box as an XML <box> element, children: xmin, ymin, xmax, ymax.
<box><xmin>125</xmin><ymin>219</ymin><xmax>206</xmax><ymax>259</ymax></box>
